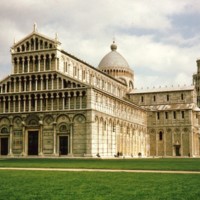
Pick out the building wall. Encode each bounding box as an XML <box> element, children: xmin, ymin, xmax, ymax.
<box><xmin>129</xmin><ymin>89</ymin><xmax>200</xmax><ymax>157</ymax></box>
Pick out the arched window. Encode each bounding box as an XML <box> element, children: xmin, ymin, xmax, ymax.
<box><xmin>1</xmin><ymin>127</ymin><xmax>9</xmax><ymax>134</ymax></box>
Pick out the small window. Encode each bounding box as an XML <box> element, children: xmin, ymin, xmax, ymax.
<box><xmin>167</xmin><ymin>94</ymin><xmax>169</xmax><ymax>101</ymax></box>
<box><xmin>65</xmin><ymin>62</ymin><xmax>68</xmax><ymax>72</ymax></box>
<box><xmin>181</xmin><ymin>93</ymin><xmax>184</xmax><ymax>100</ymax></box>
<box><xmin>141</xmin><ymin>96</ymin><xmax>144</xmax><ymax>102</ymax></box>
<box><xmin>165</xmin><ymin>112</ymin><xmax>168</xmax><ymax>119</ymax></box>
<box><xmin>153</xmin><ymin>95</ymin><xmax>156</xmax><ymax>102</ymax></box>
<box><xmin>157</xmin><ymin>112</ymin><xmax>160</xmax><ymax>120</ymax></box>
<box><xmin>173</xmin><ymin>111</ymin><xmax>176</xmax><ymax>119</ymax></box>
<box><xmin>181</xmin><ymin>111</ymin><xmax>184</xmax><ymax>119</ymax></box>
<box><xmin>159</xmin><ymin>131</ymin><xmax>163</xmax><ymax>141</ymax></box>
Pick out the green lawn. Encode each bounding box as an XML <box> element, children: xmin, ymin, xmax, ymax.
<box><xmin>0</xmin><ymin>170</ymin><xmax>199</xmax><ymax>200</ymax></box>
<box><xmin>0</xmin><ymin>158</ymin><xmax>200</xmax><ymax>171</ymax></box>
<box><xmin>0</xmin><ymin>158</ymin><xmax>200</xmax><ymax>199</ymax></box>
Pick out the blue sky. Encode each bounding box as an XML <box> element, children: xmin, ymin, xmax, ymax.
<box><xmin>0</xmin><ymin>0</ymin><xmax>200</xmax><ymax>88</ymax></box>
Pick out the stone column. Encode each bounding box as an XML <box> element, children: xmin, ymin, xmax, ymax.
<box><xmin>13</xmin><ymin>97</ymin><xmax>16</xmax><ymax>113</ymax></box>
<box><xmin>35</xmin><ymin>77</ymin><xmax>38</xmax><ymax>91</ymax></box>
<box><xmin>46</xmin><ymin>76</ymin><xmax>49</xmax><ymax>90</ymax></box>
<box><xmin>29</xmin><ymin>77</ymin><xmax>32</xmax><ymax>91</ymax></box>
<box><xmin>18</xmin><ymin>96</ymin><xmax>21</xmax><ymax>112</ymax></box>
<box><xmin>61</xmin><ymin>78</ymin><xmax>64</xmax><ymax>89</ymax></box>
<box><xmin>156</xmin><ymin>132</ymin><xmax>158</xmax><ymax>156</ymax></box>
<box><xmin>46</xmin><ymin>94</ymin><xmax>48</xmax><ymax>111</ymax></box>
<box><xmin>35</xmin><ymin>95</ymin><xmax>37</xmax><ymax>111</ymax></box>
<box><xmin>24</xmin><ymin>78</ymin><xmax>26</xmax><ymax>91</ymax></box>
<box><xmin>164</xmin><ymin>131</ymin><xmax>166</xmax><ymax>156</ymax></box>
<box><xmin>172</xmin><ymin>132</ymin><xmax>174</xmax><ymax>156</ymax></box>
<box><xmin>40</xmin><ymin>95</ymin><xmax>43</xmax><ymax>111</ymax></box>
<box><xmin>44</xmin><ymin>57</ymin><xmax>46</xmax><ymax>71</ymax></box>
<box><xmin>53</xmin><ymin>122</ymin><xmax>57</xmax><ymax>155</ymax></box>
<box><xmin>8</xmin><ymin>97</ymin><xmax>10</xmax><ymax>113</ymax></box>
<box><xmin>49</xmin><ymin>56</ymin><xmax>51</xmax><ymax>70</ymax></box>
<box><xmin>55</xmin><ymin>57</ymin><xmax>57</xmax><ymax>70</ymax></box>
<box><xmin>69</xmin><ymin>124</ymin><xmax>73</xmax><ymax>155</ymax></box>
<box><xmin>23</xmin><ymin>96</ymin><xmax>26</xmax><ymax>112</ymax></box>
<box><xmin>12</xmin><ymin>59</ymin><xmax>15</xmax><ymax>74</ymax></box>
<box><xmin>17</xmin><ymin>58</ymin><xmax>19</xmax><ymax>74</ymax></box>
<box><xmin>41</xmin><ymin>77</ymin><xmax>43</xmax><ymax>90</ymax></box>
<box><xmin>51</xmin><ymin>75</ymin><xmax>54</xmax><ymax>90</ymax></box>
<box><xmin>80</xmin><ymin>93</ymin><xmax>82</xmax><ymax>109</ymax></box>
<box><xmin>28</xmin><ymin>95</ymin><xmax>31</xmax><ymax>112</ymax></box>
<box><xmin>181</xmin><ymin>132</ymin><xmax>183</xmax><ymax>156</ymax></box>
<box><xmin>19</xmin><ymin>78</ymin><xmax>21</xmax><ymax>92</ymax></box>
<box><xmin>74</xmin><ymin>92</ymin><xmax>76</xmax><ymax>109</ymax></box>
<box><xmin>68</xmin><ymin>94</ymin><xmax>71</xmax><ymax>109</ymax></box>
<box><xmin>62</xmin><ymin>93</ymin><xmax>65</xmax><ymax>110</ymax></box>
<box><xmin>51</xmin><ymin>94</ymin><xmax>54</xmax><ymax>111</ymax></box>
<box><xmin>3</xmin><ymin>97</ymin><xmax>5</xmax><ymax>113</ymax></box>
<box><xmin>57</xmin><ymin>77</ymin><xmax>59</xmax><ymax>89</ymax></box>
<box><xmin>26</xmin><ymin>58</ymin><xmax>29</xmax><ymax>72</ymax></box>
<box><xmin>22</xmin><ymin>58</ymin><xmax>25</xmax><ymax>73</ymax></box>
<box><xmin>14</xmin><ymin>78</ymin><xmax>16</xmax><ymax>92</ymax></box>
<box><xmin>38</xmin><ymin>57</ymin><xmax>41</xmax><ymax>72</ymax></box>
<box><xmin>9</xmin><ymin>124</ymin><xmax>13</xmax><ymax>156</ymax></box>
<box><xmin>22</xmin><ymin>121</ymin><xmax>26</xmax><ymax>156</ymax></box>
<box><xmin>5</xmin><ymin>84</ymin><xmax>7</xmax><ymax>93</ymax></box>
<box><xmin>56</xmin><ymin>93</ymin><xmax>59</xmax><ymax>110</ymax></box>
<box><xmin>39</xmin><ymin>121</ymin><xmax>43</xmax><ymax>156</ymax></box>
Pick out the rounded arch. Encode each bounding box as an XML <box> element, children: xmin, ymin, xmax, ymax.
<box><xmin>0</xmin><ymin>126</ymin><xmax>9</xmax><ymax>134</ymax></box>
<box><xmin>26</xmin><ymin>114</ymin><xmax>40</xmax><ymax>126</ymax></box>
<box><xmin>73</xmin><ymin>114</ymin><xmax>86</xmax><ymax>123</ymax></box>
<box><xmin>58</xmin><ymin>122</ymin><xmax>70</xmax><ymax>133</ymax></box>
<box><xmin>129</xmin><ymin>80</ymin><xmax>134</xmax><ymax>89</ymax></box>
<box><xmin>56</xmin><ymin>114</ymin><xmax>71</xmax><ymax>124</ymax></box>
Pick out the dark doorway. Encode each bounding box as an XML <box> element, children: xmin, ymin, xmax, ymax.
<box><xmin>59</xmin><ymin>136</ymin><xmax>68</xmax><ymax>155</ymax></box>
<box><xmin>28</xmin><ymin>131</ymin><xmax>38</xmax><ymax>155</ymax></box>
<box><xmin>1</xmin><ymin>138</ymin><xmax>8</xmax><ymax>155</ymax></box>
<box><xmin>175</xmin><ymin>145</ymin><xmax>181</xmax><ymax>156</ymax></box>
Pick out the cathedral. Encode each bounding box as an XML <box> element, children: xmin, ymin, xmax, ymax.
<box><xmin>0</xmin><ymin>25</ymin><xmax>200</xmax><ymax>157</ymax></box>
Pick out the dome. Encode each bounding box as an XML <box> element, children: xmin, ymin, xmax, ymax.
<box><xmin>98</xmin><ymin>41</ymin><xmax>130</xmax><ymax>69</ymax></box>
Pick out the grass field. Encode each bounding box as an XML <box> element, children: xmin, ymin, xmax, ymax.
<box><xmin>0</xmin><ymin>158</ymin><xmax>200</xmax><ymax>199</ymax></box>
<box><xmin>0</xmin><ymin>158</ymin><xmax>200</xmax><ymax>171</ymax></box>
<box><xmin>0</xmin><ymin>170</ymin><xmax>200</xmax><ymax>200</ymax></box>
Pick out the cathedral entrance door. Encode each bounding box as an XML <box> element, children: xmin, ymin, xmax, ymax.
<box><xmin>28</xmin><ymin>131</ymin><xmax>39</xmax><ymax>155</ymax></box>
<box><xmin>175</xmin><ymin>145</ymin><xmax>180</xmax><ymax>156</ymax></box>
<box><xmin>59</xmin><ymin>136</ymin><xmax>68</xmax><ymax>155</ymax></box>
<box><xmin>1</xmin><ymin>138</ymin><xmax>8</xmax><ymax>155</ymax></box>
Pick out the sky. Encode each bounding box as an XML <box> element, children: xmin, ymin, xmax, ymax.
<box><xmin>1</xmin><ymin>0</ymin><xmax>200</xmax><ymax>89</ymax></box>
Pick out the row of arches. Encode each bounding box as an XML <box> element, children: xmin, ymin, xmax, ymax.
<box><xmin>0</xmin><ymin>113</ymin><xmax>87</xmax><ymax>157</ymax></box>
<box><xmin>14</xmin><ymin>37</ymin><xmax>55</xmax><ymax>53</ymax></box>
<box><xmin>94</xmin><ymin>92</ymin><xmax>146</xmax><ymax>124</ymax></box>
<box><xmin>60</xmin><ymin>54</ymin><xmax>128</xmax><ymax>97</ymax></box>
<box><xmin>94</xmin><ymin>116</ymin><xmax>147</xmax><ymax>157</ymax></box>
<box><xmin>13</xmin><ymin>53</ymin><xmax>57</xmax><ymax>74</ymax></box>
<box><xmin>0</xmin><ymin>91</ymin><xmax>87</xmax><ymax>113</ymax></box>
<box><xmin>0</xmin><ymin>74</ymin><xmax>83</xmax><ymax>93</ymax></box>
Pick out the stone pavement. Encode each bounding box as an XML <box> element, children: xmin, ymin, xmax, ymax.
<box><xmin>0</xmin><ymin>167</ymin><xmax>200</xmax><ymax>174</ymax></box>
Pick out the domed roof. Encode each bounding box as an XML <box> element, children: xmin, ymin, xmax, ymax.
<box><xmin>98</xmin><ymin>41</ymin><xmax>130</xmax><ymax>69</ymax></box>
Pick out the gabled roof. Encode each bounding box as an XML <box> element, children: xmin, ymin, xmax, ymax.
<box><xmin>129</xmin><ymin>85</ymin><xmax>195</xmax><ymax>94</ymax></box>
<box><xmin>11</xmin><ymin>27</ymin><xmax>61</xmax><ymax>49</ymax></box>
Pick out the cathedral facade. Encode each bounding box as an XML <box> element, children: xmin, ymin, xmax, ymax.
<box><xmin>0</xmin><ymin>26</ymin><xmax>199</xmax><ymax>157</ymax></box>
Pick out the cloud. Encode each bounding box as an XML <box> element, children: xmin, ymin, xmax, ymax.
<box><xmin>0</xmin><ymin>0</ymin><xmax>199</xmax><ymax>88</ymax></box>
